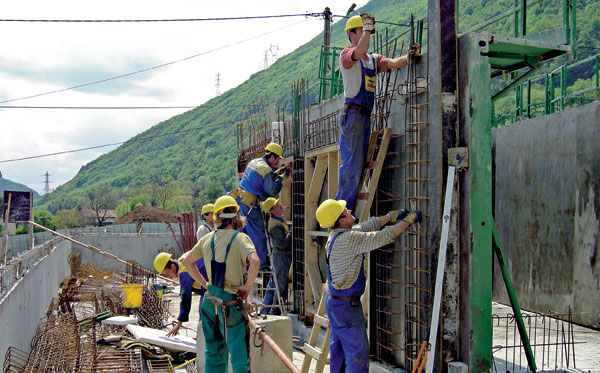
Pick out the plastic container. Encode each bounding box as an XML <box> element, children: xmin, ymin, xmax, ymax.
<box><xmin>120</xmin><ymin>283</ymin><xmax>143</xmax><ymax>308</ymax></box>
<box><xmin>152</xmin><ymin>284</ymin><xmax>164</xmax><ymax>302</ymax></box>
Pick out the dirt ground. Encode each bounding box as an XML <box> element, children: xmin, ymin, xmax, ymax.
<box><xmin>113</xmin><ymin>205</ymin><xmax>182</xmax><ymax>225</ymax></box>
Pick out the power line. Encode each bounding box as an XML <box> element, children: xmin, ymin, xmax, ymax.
<box><xmin>0</xmin><ymin>119</ymin><xmax>238</xmax><ymax>164</ymax></box>
<box><xmin>0</xmin><ymin>19</ymin><xmax>307</xmax><ymax>104</ymax></box>
<box><xmin>0</xmin><ymin>13</ymin><xmax>324</xmax><ymax>23</ymax></box>
<box><xmin>0</xmin><ymin>105</ymin><xmax>198</xmax><ymax>109</ymax></box>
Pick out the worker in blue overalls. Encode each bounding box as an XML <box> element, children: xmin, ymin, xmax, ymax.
<box><xmin>196</xmin><ymin>203</ymin><xmax>215</xmax><ymax>240</ymax></box>
<box><xmin>183</xmin><ymin>195</ymin><xmax>260</xmax><ymax>373</ymax></box>
<box><xmin>337</xmin><ymin>14</ymin><xmax>419</xmax><ymax>211</ymax></box>
<box><xmin>316</xmin><ymin>199</ymin><xmax>421</xmax><ymax>372</ymax></box>
<box><xmin>153</xmin><ymin>251</ymin><xmax>208</xmax><ymax>337</ymax></box>
<box><xmin>235</xmin><ymin>142</ymin><xmax>291</xmax><ymax>269</ymax></box>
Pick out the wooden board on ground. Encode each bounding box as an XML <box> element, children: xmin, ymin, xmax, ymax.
<box><xmin>126</xmin><ymin>324</ymin><xmax>196</xmax><ymax>353</ymax></box>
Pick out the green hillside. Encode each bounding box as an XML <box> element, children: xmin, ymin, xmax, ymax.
<box><xmin>37</xmin><ymin>0</ymin><xmax>599</xmax><ymax>214</ymax></box>
<box><xmin>1</xmin><ymin>178</ymin><xmax>41</xmax><ymax>201</ymax></box>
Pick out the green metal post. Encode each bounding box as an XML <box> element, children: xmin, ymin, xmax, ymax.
<box><xmin>514</xmin><ymin>0</ymin><xmax>519</xmax><ymax>37</ymax></box>
<box><xmin>526</xmin><ymin>80</ymin><xmax>532</xmax><ymax>118</ymax></box>
<box><xmin>561</xmin><ymin>64</ymin><xmax>568</xmax><ymax>110</ymax></box>
<box><xmin>466</xmin><ymin>33</ymin><xmax>493</xmax><ymax>372</ymax></box>
<box><xmin>521</xmin><ymin>0</ymin><xmax>527</xmax><ymax>36</ymax></box>
<box><xmin>596</xmin><ymin>56</ymin><xmax>599</xmax><ymax>88</ymax></box>
<box><xmin>550</xmin><ymin>72</ymin><xmax>556</xmax><ymax>113</ymax></box>
<box><xmin>571</xmin><ymin>0</ymin><xmax>577</xmax><ymax>59</ymax></box>
<box><xmin>491</xmin><ymin>219</ymin><xmax>538</xmax><ymax>372</ymax></box>
<box><xmin>544</xmin><ymin>74</ymin><xmax>551</xmax><ymax>114</ymax></box>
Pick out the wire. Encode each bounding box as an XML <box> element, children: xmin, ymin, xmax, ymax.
<box><xmin>332</xmin><ymin>14</ymin><xmax>412</xmax><ymax>28</ymax></box>
<box><xmin>0</xmin><ymin>19</ymin><xmax>307</xmax><ymax>104</ymax></box>
<box><xmin>0</xmin><ymin>105</ymin><xmax>198</xmax><ymax>109</ymax></box>
<box><xmin>0</xmin><ymin>13</ymin><xmax>325</xmax><ymax>23</ymax></box>
<box><xmin>0</xmin><ymin>119</ymin><xmax>237</xmax><ymax>164</ymax></box>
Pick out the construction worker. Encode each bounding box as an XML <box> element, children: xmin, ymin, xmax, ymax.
<box><xmin>316</xmin><ymin>199</ymin><xmax>421</xmax><ymax>372</ymax></box>
<box><xmin>196</xmin><ymin>203</ymin><xmax>215</xmax><ymax>240</ymax></box>
<box><xmin>261</xmin><ymin>197</ymin><xmax>292</xmax><ymax>315</ymax></box>
<box><xmin>336</xmin><ymin>14</ymin><xmax>419</xmax><ymax>211</ymax></box>
<box><xmin>153</xmin><ymin>251</ymin><xmax>208</xmax><ymax>337</ymax></box>
<box><xmin>235</xmin><ymin>142</ymin><xmax>291</xmax><ymax>269</ymax></box>
<box><xmin>182</xmin><ymin>195</ymin><xmax>260</xmax><ymax>373</ymax></box>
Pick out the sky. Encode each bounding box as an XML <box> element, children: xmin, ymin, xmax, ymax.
<box><xmin>0</xmin><ymin>0</ymin><xmax>367</xmax><ymax>195</ymax></box>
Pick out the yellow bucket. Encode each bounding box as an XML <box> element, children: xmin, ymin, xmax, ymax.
<box><xmin>121</xmin><ymin>283</ymin><xmax>143</xmax><ymax>308</ymax></box>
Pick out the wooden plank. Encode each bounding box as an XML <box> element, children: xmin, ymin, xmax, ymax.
<box><xmin>313</xmin><ymin>314</ymin><xmax>329</xmax><ymax>328</ymax></box>
<box><xmin>306</xmin><ymin>262</ymin><xmax>323</xmax><ymax>303</ymax></box>
<box><xmin>359</xmin><ymin>128</ymin><xmax>392</xmax><ymax>222</ymax></box>
<box><xmin>303</xmin><ymin>344</ymin><xmax>322</xmax><ymax>360</ymax></box>
<box><xmin>305</xmin><ymin>143</ymin><xmax>339</xmax><ymax>158</ymax></box>
<box><xmin>327</xmin><ymin>150</ymin><xmax>338</xmax><ymax>199</ymax></box>
<box><xmin>306</xmin><ymin>230</ymin><xmax>329</xmax><ymax>237</ymax></box>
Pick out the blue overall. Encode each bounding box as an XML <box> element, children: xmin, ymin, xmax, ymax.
<box><xmin>262</xmin><ymin>216</ymin><xmax>292</xmax><ymax>315</ymax></box>
<box><xmin>201</xmin><ymin>232</ymin><xmax>251</xmax><ymax>373</ymax></box>
<box><xmin>335</xmin><ymin>55</ymin><xmax>377</xmax><ymax>211</ymax></box>
<box><xmin>325</xmin><ymin>232</ymin><xmax>369</xmax><ymax>372</ymax></box>
<box><xmin>177</xmin><ymin>258</ymin><xmax>208</xmax><ymax>322</ymax></box>
<box><xmin>237</xmin><ymin>157</ymin><xmax>283</xmax><ymax>269</ymax></box>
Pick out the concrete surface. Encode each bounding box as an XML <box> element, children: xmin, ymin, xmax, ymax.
<box><xmin>72</xmin><ymin>233</ymin><xmax>180</xmax><ymax>271</ymax></box>
<box><xmin>493</xmin><ymin>101</ymin><xmax>600</xmax><ymax>328</ymax></box>
<box><xmin>0</xmin><ymin>239</ymin><xmax>71</xmax><ymax>363</ymax></box>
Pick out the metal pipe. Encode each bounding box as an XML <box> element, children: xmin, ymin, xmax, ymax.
<box><xmin>248</xmin><ymin>318</ymin><xmax>301</xmax><ymax>373</ymax></box>
<box><xmin>27</xmin><ymin>221</ymin><xmax>178</xmax><ymax>285</ymax></box>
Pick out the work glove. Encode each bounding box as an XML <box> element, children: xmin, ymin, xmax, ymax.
<box><xmin>361</xmin><ymin>13</ymin><xmax>376</xmax><ymax>34</ymax></box>
<box><xmin>387</xmin><ymin>209</ymin><xmax>409</xmax><ymax>223</ymax></box>
<box><xmin>402</xmin><ymin>210</ymin><xmax>422</xmax><ymax>225</ymax></box>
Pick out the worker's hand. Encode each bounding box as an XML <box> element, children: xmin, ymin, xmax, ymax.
<box><xmin>232</xmin><ymin>284</ymin><xmax>252</xmax><ymax>299</ymax></box>
<box><xmin>166</xmin><ymin>321</ymin><xmax>182</xmax><ymax>337</ymax></box>
<box><xmin>408</xmin><ymin>43</ymin><xmax>421</xmax><ymax>62</ymax></box>
<box><xmin>387</xmin><ymin>209</ymin><xmax>409</xmax><ymax>223</ymax></box>
<box><xmin>402</xmin><ymin>210</ymin><xmax>422</xmax><ymax>225</ymax></box>
<box><xmin>285</xmin><ymin>162</ymin><xmax>293</xmax><ymax>174</ymax></box>
<box><xmin>361</xmin><ymin>13</ymin><xmax>376</xmax><ymax>34</ymax></box>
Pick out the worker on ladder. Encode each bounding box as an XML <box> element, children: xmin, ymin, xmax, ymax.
<box><xmin>261</xmin><ymin>197</ymin><xmax>292</xmax><ymax>315</ymax></box>
<box><xmin>315</xmin><ymin>199</ymin><xmax>421</xmax><ymax>372</ymax></box>
<box><xmin>196</xmin><ymin>203</ymin><xmax>215</xmax><ymax>240</ymax></box>
<box><xmin>183</xmin><ymin>195</ymin><xmax>260</xmax><ymax>373</ymax></box>
<box><xmin>336</xmin><ymin>14</ymin><xmax>419</xmax><ymax>211</ymax></box>
<box><xmin>235</xmin><ymin>142</ymin><xmax>291</xmax><ymax>269</ymax></box>
<box><xmin>153</xmin><ymin>252</ymin><xmax>208</xmax><ymax>337</ymax></box>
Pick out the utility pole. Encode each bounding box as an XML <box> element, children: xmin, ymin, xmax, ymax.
<box><xmin>42</xmin><ymin>171</ymin><xmax>52</xmax><ymax>194</ymax></box>
<box><xmin>323</xmin><ymin>7</ymin><xmax>333</xmax><ymax>100</ymax></box>
<box><xmin>263</xmin><ymin>50</ymin><xmax>270</xmax><ymax>70</ymax></box>
<box><xmin>269</xmin><ymin>43</ymin><xmax>279</xmax><ymax>65</ymax></box>
<box><xmin>215</xmin><ymin>73</ymin><xmax>222</xmax><ymax>96</ymax></box>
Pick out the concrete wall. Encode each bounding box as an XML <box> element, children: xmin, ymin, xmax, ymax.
<box><xmin>72</xmin><ymin>233</ymin><xmax>181</xmax><ymax>271</ymax></box>
<box><xmin>0</xmin><ymin>239</ymin><xmax>72</xmax><ymax>362</ymax></box>
<box><xmin>492</xmin><ymin>100</ymin><xmax>600</xmax><ymax>328</ymax></box>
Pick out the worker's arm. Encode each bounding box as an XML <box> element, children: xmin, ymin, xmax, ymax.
<box><xmin>387</xmin><ymin>44</ymin><xmax>420</xmax><ymax>69</ymax></box>
<box><xmin>263</xmin><ymin>172</ymin><xmax>283</xmax><ymax>197</ymax></box>
<box><xmin>166</xmin><ymin>272</ymin><xmax>193</xmax><ymax>337</ymax></box>
<box><xmin>232</xmin><ymin>251</ymin><xmax>260</xmax><ymax>297</ymax></box>
<box><xmin>352</xmin><ymin>29</ymin><xmax>372</xmax><ymax>61</ymax></box>
<box><xmin>182</xmin><ymin>251</ymin><xmax>209</xmax><ymax>289</ymax></box>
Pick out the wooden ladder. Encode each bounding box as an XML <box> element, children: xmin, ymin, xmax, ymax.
<box><xmin>355</xmin><ymin>127</ymin><xmax>392</xmax><ymax>222</ymax></box>
<box><xmin>301</xmin><ymin>283</ymin><xmax>331</xmax><ymax>373</ymax></box>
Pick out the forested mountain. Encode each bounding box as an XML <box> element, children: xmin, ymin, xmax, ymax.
<box><xmin>37</xmin><ymin>0</ymin><xmax>599</xmax><ymax>214</ymax></box>
<box><xmin>1</xmin><ymin>178</ymin><xmax>41</xmax><ymax>201</ymax></box>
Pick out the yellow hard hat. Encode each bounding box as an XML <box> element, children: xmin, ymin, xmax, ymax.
<box><xmin>261</xmin><ymin>197</ymin><xmax>279</xmax><ymax>213</ymax></box>
<box><xmin>154</xmin><ymin>252</ymin><xmax>173</xmax><ymax>273</ymax></box>
<box><xmin>316</xmin><ymin>199</ymin><xmax>346</xmax><ymax>228</ymax></box>
<box><xmin>345</xmin><ymin>15</ymin><xmax>364</xmax><ymax>32</ymax></box>
<box><xmin>213</xmin><ymin>195</ymin><xmax>240</xmax><ymax>219</ymax></box>
<box><xmin>264</xmin><ymin>143</ymin><xmax>283</xmax><ymax>158</ymax></box>
<box><xmin>201</xmin><ymin>203</ymin><xmax>214</xmax><ymax>215</ymax></box>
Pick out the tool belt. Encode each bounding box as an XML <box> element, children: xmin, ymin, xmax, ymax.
<box><xmin>344</xmin><ymin>103</ymin><xmax>371</xmax><ymax>117</ymax></box>
<box><xmin>327</xmin><ymin>289</ymin><xmax>361</xmax><ymax>307</ymax></box>
<box><xmin>234</xmin><ymin>188</ymin><xmax>258</xmax><ymax>206</ymax></box>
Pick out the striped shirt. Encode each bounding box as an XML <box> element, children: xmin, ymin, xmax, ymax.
<box><xmin>327</xmin><ymin>217</ymin><xmax>396</xmax><ymax>290</ymax></box>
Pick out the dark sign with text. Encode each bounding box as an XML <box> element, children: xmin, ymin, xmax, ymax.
<box><xmin>3</xmin><ymin>191</ymin><xmax>32</xmax><ymax>223</ymax></box>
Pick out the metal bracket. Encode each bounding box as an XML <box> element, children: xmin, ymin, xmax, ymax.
<box><xmin>448</xmin><ymin>147</ymin><xmax>469</xmax><ymax>170</ymax></box>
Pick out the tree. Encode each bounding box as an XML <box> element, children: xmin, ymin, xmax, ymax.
<box><xmin>148</xmin><ymin>174</ymin><xmax>177</xmax><ymax>209</ymax></box>
<box><xmin>54</xmin><ymin>208</ymin><xmax>84</xmax><ymax>229</ymax></box>
<box><xmin>205</xmin><ymin>180</ymin><xmax>225</xmax><ymax>201</ymax></box>
<box><xmin>86</xmin><ymin>187</ymin><xmax>116</xmax><ymax>226</ymax></box>
<box><xmin>15</xmin><ymin>209</ymin><xmax>55</xmax><ymax>234</ymax></box>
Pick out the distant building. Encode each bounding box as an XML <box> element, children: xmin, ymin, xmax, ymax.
<box><xmin>80</xmin><ymin>209</ymin><xmax>117</xmax><ymax>227</ymax></box>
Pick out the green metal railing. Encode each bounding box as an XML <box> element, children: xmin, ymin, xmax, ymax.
<box><xmin>495</xmin><ymin>53</ymin><xmax>600</xmax><ymax>126</ymax></box>
<box><xmin>317</xmin><ymin>18</ymin><xmax>427</xmax><ymax>104</ymax></box>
